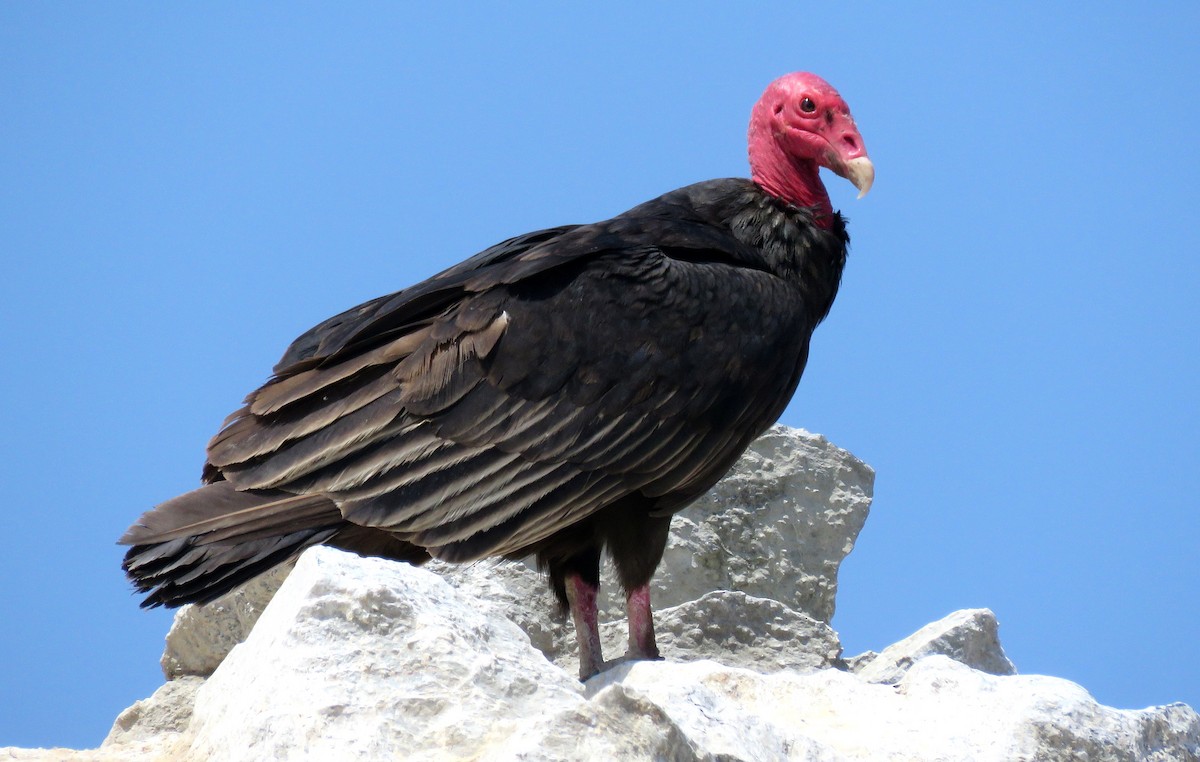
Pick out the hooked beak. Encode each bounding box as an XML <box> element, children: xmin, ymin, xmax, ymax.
<box><xmin>829</xmin><ymin>155</ymin><xmax>874</xmax><ymax>199</ymax></box>
<box><xmin>819</xmin><ymin>109</ymin><xmax>873</xmax><ymax>199</ymax></box>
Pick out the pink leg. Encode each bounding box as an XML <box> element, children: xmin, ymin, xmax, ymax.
<box><xmin>625</xmin><ymin>584</ymin><xmax>660</xmax><ymax>661</ymax></box>
<box><xmin>565</xmin><ymin>573</ymin><xmax>604</xmax><ymax>680</ymax></box>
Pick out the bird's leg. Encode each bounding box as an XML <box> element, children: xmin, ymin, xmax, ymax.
<box><xmin>624</xmin><ymin>584</ymin><xmax>660</xmax><ymax>661</ymax></box>
<box><xmin>564</xmin><ymin>572</ymin><xmax>604</xmax><ymax>680</ymax></box>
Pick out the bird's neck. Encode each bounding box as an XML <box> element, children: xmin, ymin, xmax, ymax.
<box><xmin>748</xmin><ymin>124</ymin><xmax>833</xmax><ymax>227</ymax></box>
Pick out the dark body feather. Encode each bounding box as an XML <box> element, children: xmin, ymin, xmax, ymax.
<box><xmin>121</xmin><ymin>178</ymin><xmax>849</xmax><ymax>611</ymax></box>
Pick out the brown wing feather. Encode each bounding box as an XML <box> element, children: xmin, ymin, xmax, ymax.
<box><xmin>120</xmin><ymin>481</ymin><xmax>339</xmax><ymax>545</ymax></box>
<box><xmin>199</xmin><ymin>242</ymin><xmax>807</xmax><ymax>564</ymax></box>
<box><xmin>250</xmin><ymin>330</ymin><xmax>426</xmax><ymax>416</ymax></box>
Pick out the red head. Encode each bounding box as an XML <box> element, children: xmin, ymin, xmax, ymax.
<box><xmin>748</xmin><ymin>72</ymin><xmax>873</xmax><ymax>224</ymax></box>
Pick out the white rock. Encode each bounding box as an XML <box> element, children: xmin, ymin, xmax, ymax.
<box><xmin>588</xmin><ymin>591</ymin><xmax>843</xmax><ymax>675</ymax></box>
<box><xmin>102</xmin><ymin>675</ymin><xmax>202</xmax><ymax>746</ymax></box>
<box><xmin>842</xmin><ymin>649</ymin><xmax>878</xmax><ymax>673</ymax></box>
<box><xmin>853</xmin><ymin>607</ymin><xmax>1016</xmax><ymax>684</ymax></box>
<box><xmin>431</xmin><ymin>557</ymin><xmax>567</xmax><ymax>659</ymax></box>
<box><xmin>183</xmin><ymin>548</ymin><xmax>1197</xmax><ymax>761</ymax></box>
<box><xmin>11</xmin><ymin>538</ymin><xmax>1199</xmax><ymax>761</ymax></box>
<box><xmin>500</xmin><ymin>658</ymin><xmax>1200</xmax><ymax>761</ymax></box>
<box><xmin>160</xmin><ymin>561</ymin><xmax>294</xmax><ymax>679</ymax></box>
<box><xmin>0</xmin><ymin>744</ymin><xmax>170</xmax><ymax>762</ymax></box>
<box><xmin>183</xmin><ymin>546</ymin><xmax>583</xmax><ymax>761</ymax></box>
<box><xmin>483</xmin><ymin>680</ymin><xmax>710</xmax><ymax>762</ymax></box>
<box><xmin>437</xmin><ymin>568</ymin><xmax>844</xmax><ymax>675</ymax></box>
<box><xmin>886</xmin><ymin>657</ymin><xmax>1199</xmax><ymax>761</ymax></box>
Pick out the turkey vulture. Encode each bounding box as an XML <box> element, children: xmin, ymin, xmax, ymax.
<box><xmin>121</xmin><ymin>72</ymin><xmax>872</xmax><ymax>680</ymax></box>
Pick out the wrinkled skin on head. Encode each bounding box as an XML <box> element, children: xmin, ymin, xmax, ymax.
<box><xmin>749</xmin><ymin>72</ymin><xmax>874</xmax><ymax>208</ymax></box>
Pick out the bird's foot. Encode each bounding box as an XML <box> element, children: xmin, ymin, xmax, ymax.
<box><xmin>609</xmin><ymin>649</ymin><xmax>663</xmax><ymax>670</ymax></box>
<box><xmin>579</xmin><ymin>651</ymin><xmax>663</xmax><ymax>682</ymax></box>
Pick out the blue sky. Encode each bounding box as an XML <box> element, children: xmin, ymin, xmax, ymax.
<box><xmin>2</xmin><ymin>3</ymin><xmax>1197</xmax><ymax>749</ymax></box>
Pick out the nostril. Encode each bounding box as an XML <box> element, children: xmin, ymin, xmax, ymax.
<box><xmin>842</xmin><ymin>135</ymin><xmax>858</xmax><ymax>151</ymax></box>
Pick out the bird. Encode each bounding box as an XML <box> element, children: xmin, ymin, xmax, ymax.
<box><xmin>120</xmin><ymin>71</ymin><xmax>872</xmax><ymax>680</ymax></box>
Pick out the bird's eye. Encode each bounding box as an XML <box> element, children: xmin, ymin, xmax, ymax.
<box><xmin>800</xmin><ymin>97</ymin><xmax>816</xmax><ymax>113</ymax></box>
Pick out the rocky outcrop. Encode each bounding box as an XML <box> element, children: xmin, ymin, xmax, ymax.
<box><xmin>159</xmin><ymin>563</ymin><xmax>294</xmax><ymax>679</ymax></box>
<box><xmin>186</xmin><ymin>549</ymin><xmax>584</xmax><ymax>761</ymax></box>
<box><xmin>593</xmin><ymin>590</ymin><xmax>843</xmax><ymax>675</ymax></box>
<box><xmin>103</xmin><ymin>676</ymin><xmax>203</xmax><ymax>746</ymax></box>
<box><xmin>39</xmin><ymin>546</ymin><xmax>1198</xmax><ymax>762</ymax></box>
<box><xmin>850</xmin><ymin>607</ymin><xmax>1016</xmax><ymax>684</ymax></box>
<box><xmin>153</xmin><ymin>426</ymin><xmax>874</xmax><ymax>680</ymax></box>
<box><xmin>4</xmin><ymin>426</ymin><xmax>1196</xmax><ymax>760</ymax></box>
<box><xmin>532</xmin><ymin>657</ymin><xmax>1199</xmax><ymax>761</ymax></box>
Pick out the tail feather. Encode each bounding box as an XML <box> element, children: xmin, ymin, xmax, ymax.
<box><xmin>125</xmin><ymin>527</ymin><xmax>340</xmax><ymax>608</ymax></box>
<box><xmin>120</xmin><ymin>481</ymin><xmax>345</xmax><ymax>608</ymax></box>
<box><xmin>121</xmin><ymin>481</ymin><xmax>434</xmax><ymax>608</ymax></box>
<box><xmin>120</xmin><ymin>482</ymin><xmax>338</xmax><ymax>545</ymax></box>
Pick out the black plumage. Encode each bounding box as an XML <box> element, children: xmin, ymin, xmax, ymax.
<box><xmin>122</xmin><ymin>72</ymin><xmax>871</xmax><ymax>678</ymax></box>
